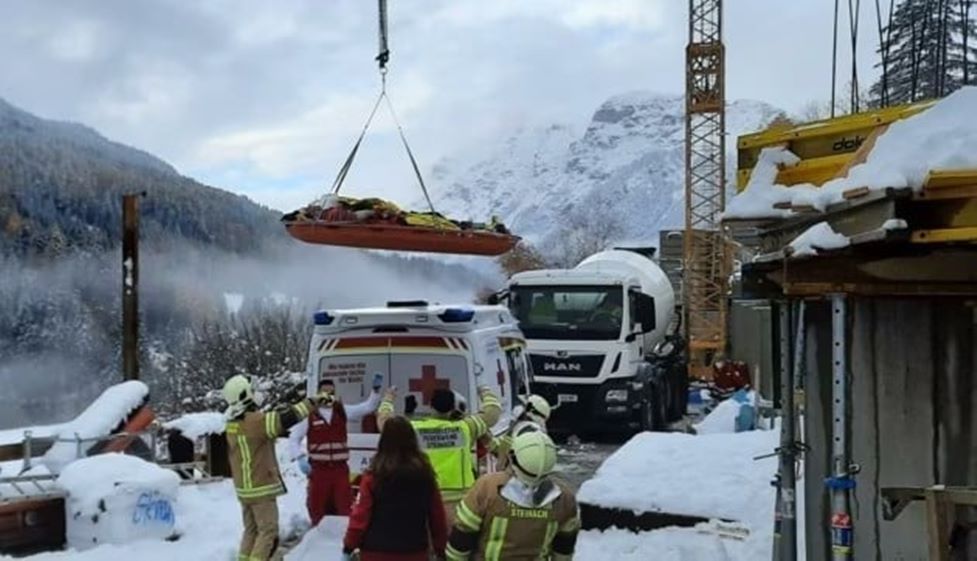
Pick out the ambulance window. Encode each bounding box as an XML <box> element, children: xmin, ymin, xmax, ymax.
<box><xmin>388</xmin><ymin>354</ymin><xmax>470</xmax><ymax>417</ymax></box>
<box><xmin>505</xmin><ymin>347</ymin><xmax>530</xmax><ymax>398</ymax></box>
<box><xmin>318</xmin><ymin>354</ymin><xmax>389</xmax><ymax>404</ymax></box>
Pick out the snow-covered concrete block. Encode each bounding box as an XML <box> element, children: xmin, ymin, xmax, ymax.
<box><xmin>43</xmin><ymin>381</ymin><xmax>150</xmax><ymax>475</ymax></box>
<box><xmin>58</xmin><ymin>454</ymin><xmax>179</xmax><ymax>550</ymax></box>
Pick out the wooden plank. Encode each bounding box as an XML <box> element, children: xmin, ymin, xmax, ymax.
<box><xmin>842</xmin><ymin>186</ymin><xmax>871</xmax><ymax>200</ymax></box>
<box><xmin>924</xmin><ymin>489</ymin><xmax>952</xmax><ymax>561</ymax></box>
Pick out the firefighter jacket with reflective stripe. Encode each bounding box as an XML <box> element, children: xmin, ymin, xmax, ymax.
<box><xmin>446</xmin><ymin>471</ymin><xmax>580</xmax><ymax>561</ymax></box>
<box><xmin>226</xmin><ymin>399</ymin><xmax>314</xmax><ymax>503</ymax></box>
<box><xmin>307</xmin><ymin>402</ymin><xmax>348</xmax><ymax>465</ymax></box>
<box><xmin>378</xmin><ymin>387</ymin><xmax>502</xmax><ymax>503</ymax></box>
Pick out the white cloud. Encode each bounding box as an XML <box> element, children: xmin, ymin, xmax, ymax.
<box><xmin>0</xmin><ymin>0</ymin><xmax>883</xmax><ymax>211</ymax></box>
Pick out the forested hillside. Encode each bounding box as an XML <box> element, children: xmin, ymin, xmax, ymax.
<box><xmin>0</xmin><ymin>97</ymin><xmax>280</xmax><ymax>257</ymax></box>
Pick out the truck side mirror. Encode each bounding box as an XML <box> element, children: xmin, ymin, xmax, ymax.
<box><xmin>638</xmin><ymin>294</ymin><xmax>656</xmax><ymax>333</ymax></box>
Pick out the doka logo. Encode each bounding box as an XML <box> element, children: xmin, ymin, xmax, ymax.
<box><xmin>832</xmin><ymin>135</ymin><xmax>864</xmax><ymax>152</ymax></box>
<box><xmin>543</xmin><ymin>362</ymin><xmax>582</xmax><ymax>372</ymax></box>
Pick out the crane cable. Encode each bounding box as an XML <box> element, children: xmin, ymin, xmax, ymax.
<box><xmin>831</xmin><ymin>0</ymin><xmax>840</xmax><ymax>117</ymax></box>
<box><xmin>874</xmin><ymin>0</ymin><xmax>896</xmax><ymax>107</ymax></box>
<box><xmin>848</xmin><ymin>0</ymin><xmax>862</xmax><ymax>114</ymax></box>
<box><xmin>328</xmin><ymin>0</ymin><xmax>437</xmax><ymax>215</ymax></box>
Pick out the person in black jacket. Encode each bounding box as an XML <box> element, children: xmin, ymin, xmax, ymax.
<box><xmin>342</xmin><ymin>415</ymin><xmax>448</xmax><ymax>561</ymax></box>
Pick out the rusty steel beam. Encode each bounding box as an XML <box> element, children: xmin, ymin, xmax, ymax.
<box><xmin>122</xmin><ymin>193</ymin><xmax>141</xmax><ymax>381</ymax></box>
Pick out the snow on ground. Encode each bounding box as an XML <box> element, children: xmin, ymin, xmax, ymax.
<box><xmin>43</xmin><ymin>381</ymin><xmax>149</xmax><ymax>474</ymax></box>
<box><xmin>162</xmin><ymin>412</ymin><xmax>225</xmax><ymax>440</ymax></box>
<box><xmin>578</xmin><ymin>429</ymin><xmax>778</xmax><ymax>561</ymax></box>
<box><xmin>726</xmin><ymin>86</ymin><xmax>977</xmax><ymax>219</ymax></box>
<box><xmin>1</xmin><ymin>442</ymin><xmax>310</xmax><ymax>561</ymax></box>
<box><xmin>695</xmin><ymin>395</ymin><xmax>748</xmax><ymax>435</ymax></box>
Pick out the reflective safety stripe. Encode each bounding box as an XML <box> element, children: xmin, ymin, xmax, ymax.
<box><xmin>378</xmin><ymin>399</ymin><xmax>395</xmax><ymax>414</ymax></box>
<box><xmin>445</xmin><ymin>543</ymin><xmax>467</xmax><ymax>561</ymax></box>
<box><xmin>309</xmin><ymin>442</ymin><xmax>348</xmax><ymax>451</ymax></box>
<box><xmin>539</xmin><ymin>520</ymin><xmax>559</xmax><ymax>559</ymax></box>
<box><xmin>484</xmin><ymin>517</ymin><xmax>508</xmax><ymax>561</ymax></box>
<box><xmin>236</xmin><ymin>482</ymin><xmax>284</xmax><ymax>499</ymax></box>
<box><xmin>561</xmin><ymin>514</ymin><xmax>581</xmax><ymax>533</ymax></box>
<box><xmin>294</xmin><ymin>401</ymin><xmax>310</xmax><ymax>418</ymax></box>
<box><xmin>237</xmin><ymin>435</ymin><xmax>253</xmax><ymax>490</ymax></box>
<box><xmin>309</xmin><ymin>452</ymin><xmax>349</xmax><ymax>462</ymax></box>
<box><xmin>265</xmin><ymin>412</ymin><xmax>280</xmax><ymax>438</ymax></box>
<box><xmin>455</xmin><ymin>500</ymin><xmax>482</xmax><ymax>531</ymax></box>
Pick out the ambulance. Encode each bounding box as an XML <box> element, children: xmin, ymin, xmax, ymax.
<box><xmin>303</xmin><ymin>301</ymin><xmax>531</xmax><ymax>476</ymax></box>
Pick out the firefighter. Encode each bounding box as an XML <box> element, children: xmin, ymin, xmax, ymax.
<box><xmin>491</xmin><ymin>394</ymin><xmax>551</xmax><ymax>471</ymax></box>
<box><xmin>378</xmin><ymin>384</ymin><xmax>501</xmax><ymax>525</ymax></box>
<box><xmin>222</xmin><ymin>374</ymin><xmax>325</xmax><ymax>561</ymax></box>
<box><xmin>288</xmin><ymin>374</ymin><xmax>383</xmax><ymax>525</ymax></box>
<box><xmin>447</xmin><ymin>431</ymin><xmax>579</xmax><ymax>561</ymax></box>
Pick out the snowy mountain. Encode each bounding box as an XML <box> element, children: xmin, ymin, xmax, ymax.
<box><xmin>426</xmin><ymin>92</ymin><xmax>783</xmax><ymax>253</ymax></box>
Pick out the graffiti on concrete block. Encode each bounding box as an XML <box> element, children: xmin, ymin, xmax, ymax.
<box><xmin>132</xmin><ymin>491</ymin><xmax>175</xmax><ymax>526</ymax></box>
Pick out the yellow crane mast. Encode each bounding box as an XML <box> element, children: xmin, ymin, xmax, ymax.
<box><xmin>684</xmin><ymin>0</ymin><xmax>729</xmax><ymax>379</ymax></box>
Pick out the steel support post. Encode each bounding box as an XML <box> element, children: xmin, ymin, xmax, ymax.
<box><xmin>830</xmin><ymin>294</ymin><xmax>853</xmax><ymax>560</ymax></box>
<box><xmin>773</xmin><ymin>302</ymin><xmax>797</xmax><ymax>561</ymax></box>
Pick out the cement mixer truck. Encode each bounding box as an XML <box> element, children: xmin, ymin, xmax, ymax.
<box><xmin>500</xmin><ymin>248</ymin><xmax>684</xmax><ymax>434</ymax></box>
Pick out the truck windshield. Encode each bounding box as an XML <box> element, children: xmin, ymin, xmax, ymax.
<box><xmin>510</xmin><ymin>286</ymin><xmax>624</xmax><ymax>340</ymax></box>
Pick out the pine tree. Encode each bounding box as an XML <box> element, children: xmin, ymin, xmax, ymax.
<box><xmin>872</xmin><ymin>0</ymin><xmax>977</xmax><ymax>106</ymax></box>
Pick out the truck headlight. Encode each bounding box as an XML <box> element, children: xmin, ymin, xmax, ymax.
<box><xmin>605</xmin><ymin>389</ymin><xmax>629</xmax><ymax>403</ymax></box>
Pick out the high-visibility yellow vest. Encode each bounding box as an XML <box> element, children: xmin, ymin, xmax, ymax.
<box><xmin>412</xmin><ymin>417</ymin><xmax>474</xmax><ymax>502</ymax></box>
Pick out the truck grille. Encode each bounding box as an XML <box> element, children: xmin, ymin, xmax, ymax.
<box><xmin>529</xmin><ymin>354</ymin><xmax>605</xmax><ymax>378</ymax></box>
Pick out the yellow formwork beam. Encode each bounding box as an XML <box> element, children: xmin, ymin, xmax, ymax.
<box><xmin>911</xmin><ymin>227</ymin><xmax>977</xmax><ymax>243</ymax></box>
<box><xmin>923</xmin><ymin>169</ymin><xmax>977</xmax><ymax>190</ymax></box>
<box><xmin>737</xmin><ymin>100</ymin><xmax>935</xmax><ymax>178</ymax></box>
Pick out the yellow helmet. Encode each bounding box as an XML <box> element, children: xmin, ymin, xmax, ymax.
<box><xmin>522</xmin><ymin>394</ymin><xmax>551</xmax><ymax>425</ymax></box>
<box><xmin>222</xmin><ymin>375</ymin><xmax>254</xmax><ymax>417</ymax></box>
<box><xmin>510</xmin><ymin>430</ymin><xmax>557</xmax><ymax>486</ymax></box>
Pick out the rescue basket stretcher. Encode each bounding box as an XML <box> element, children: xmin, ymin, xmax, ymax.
<box><xmin>284</xmin><ymin>220</ymin><xmax>520</xmax><ymax>256</ymax></box>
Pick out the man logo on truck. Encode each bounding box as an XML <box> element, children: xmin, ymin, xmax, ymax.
<box><xmin>543</xmin><ymin>362</ymin><xmax>582</xmax><ymax>372</ymax></box>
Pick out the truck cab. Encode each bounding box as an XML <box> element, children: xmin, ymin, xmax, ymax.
<box><xmin>506</xmin><ymin>249</ymin><xmax>680</xmax><ymax>434</ymax></box>
<box><xmin>303</xmin><ymin>302</ymin><xmax>529</xmax><ymax>476</ymax></box>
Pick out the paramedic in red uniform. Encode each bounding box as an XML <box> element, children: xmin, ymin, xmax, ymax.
<box><xmin>289</xmin><ymin>374</ymin><xmax>383</xmax><ymax>525</ymax></box>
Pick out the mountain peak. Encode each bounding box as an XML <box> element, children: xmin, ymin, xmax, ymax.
<box><xmin>427</xmin><ymin>91</ymin><xmax>784</xmax><ymax>253</ymax></box>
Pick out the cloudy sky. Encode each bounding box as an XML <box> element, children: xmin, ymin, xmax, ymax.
<box><xmin>0</xmin><ymin>1</ymin><xmax>883</xmax><ymax>211</ymax></box>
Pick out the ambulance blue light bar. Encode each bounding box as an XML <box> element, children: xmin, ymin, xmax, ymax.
<box><xmin>439</xmin><ymin>308</ymin><xmax>475</xmax><ymax>322</ymax></box>
<box><xmin>313</xmin><ymin>311</ymin><xmax>334</xmax><ymax>325</ymax></box>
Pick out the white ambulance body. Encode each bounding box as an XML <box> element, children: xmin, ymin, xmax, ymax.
<box><xmin>304</xmin><ymin>302</ymin><xmax>531</xmax><ymax>476</ymax></box>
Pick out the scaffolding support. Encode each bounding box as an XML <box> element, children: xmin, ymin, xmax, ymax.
<box><xmin>829</xmin><ymin>294</ymin><xmax>853</xmax><ymax>560</ymax></box>
<box><xmin>773</xmin><ymin>302</ymin><xmax>798</xmax><ymax>561</ymax></box>
<box><xmin>684</xmin><ymin>0</ymin><xmax>729</xmax><ymax>379</ymax></box>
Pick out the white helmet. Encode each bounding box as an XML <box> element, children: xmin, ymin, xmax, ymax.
<box><xmin>521</xmin><ymin>394</ymin><xmax>551</xmax><ymax>425</ymax></box>
<box><xmin>510</xmin><ymin>431</ymin><xmax>558</xmax><ymax>487</ymax></box>
<box><xmin>222</xmin><ymin>375</ymin><xmax>254</xmax><ymax>418</ymax></box>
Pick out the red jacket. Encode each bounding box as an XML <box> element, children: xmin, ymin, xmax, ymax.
<box><xmin>344</xmin><ymin>471</ymin><xmax>447</xmax><ymax>561</ymax></box>
<box><xmin>307</xmin><ymin>403</ymin><xmax>348</xmax><ymax>466</ymax></box>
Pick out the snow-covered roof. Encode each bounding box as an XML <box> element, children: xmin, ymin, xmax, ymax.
<box><xmin>313</xmin><ymin>304</ymin><xmax>518</xmax><ymax>334</ymax></box>
<box><xmin>726</xmin><ymin>87</ymin><xmax>977</xmax><ymax>220</ymax></box>
<box><xmin>42</xmin><ymin>381</ymin><xmax>150</xmax><ymax>475</ymax></box>
<box><xmin>509</xmin><ymin>269</ymin><xmax>632</xmax><ymax>286</ymax></box>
